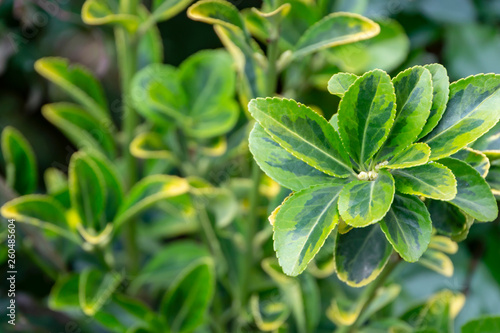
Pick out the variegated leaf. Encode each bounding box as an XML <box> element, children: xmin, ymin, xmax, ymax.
<box><xmin>471</xmin><ymin>120</ymin><xmax>500</xmax><ymax>160</ymax></box>
<box><xmin>380</xmin><ymin>143</ymin><xmax>430</xmax><ymax>170</ymax></box>
<box><xmin>338</xmin><ymin>69</ymin><xmax>396</xmax><ymax>167</ymax></box>
<box><xmin>392</xmin><ymin>163</ymin><xmax>457</xmax><ymax>200</ymax></box>
<box><xmin>451</xmin><ymin>148</ymin><xmax>490</xmax><ymax>177</ymax></box>
<box><xmin>418</xmin><ymin>64</ymin><xmax>450</xmax><ymax>139</ymax></box>
<box><xmin>293</xmin><ymin>12</ymin><xmax>380</xmax><ymax>59</ymax></box>
<box><xmin>274</xmin><ymin>182</ymin><xmax>346</xmax><ymax>276</ymax></box>
<box><xmin>338</xmin><ymin>169</ymin><xmax>395</xmax><ymax>227</ymax></box>
<box><xmin>380</xmin><ymin>193</ymin><xmax>432</xmax><ymax>262</ymax></box>
<box><xmin>376</xmin><ymin>66</ymin><xmax>433</xmax><ymax>161</ymax></box>
<box><xmin>249</xmin><ymin>97</ymin><xmax>353</xmax><ymax>178</ymax></box>
<box><xmin>424</xmin><ymin>74</ymin><xmax>500</xmax><ymax>160</ymax></box>
<box><xmin>427</xmin><ymin>200</ymin><xmax>474</xmax><ymax>241</ymax></box>
<box><xmin>438</xmin><ymin>158</ymin><xmax>498</xmax><ymax>222</ymax></box>
<box><xmin>334</xmin><ymin>224</ymin><xmax>392</xmax><ymax>287</ymax></box>
<box><xmin>418</xmin><ymin>249</ymin><xmax>454</xmax><ymax>277</ymax></box>
<box><xmin>249</xmin><ymin>123</ymin><xmax>341</xmax><ymax>191</ymax></box>
<box><xmin>327</xmin><ymin>72</ymin><xmax>358</xmax><ymax>97</ymax></box>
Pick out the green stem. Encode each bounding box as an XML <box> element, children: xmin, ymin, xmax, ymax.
<box><xmin>116</xmin><ymin>0</ymin><xmax>139</xmax><ymax>274</ymax></box>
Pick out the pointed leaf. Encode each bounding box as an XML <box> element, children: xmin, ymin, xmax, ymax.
<box><xmin>274</xmin><ymin>182</ymin><xmax>346</xmax><ymax>276</ymax></box>
<box><xmin>451</xmin><ymin>148</ymin><xmax>490</xmax><ymax>177</ymax></box>
<box><xmin>334</xmin><ymin>224</ymin><xmax>392</xmax><ymax>287</ymax></box>
<box><xmin>338</xmin><ymin>69</ymin><xmax>396</xmax><ymax>166</ymax></box>
<box><xmin>293</xmin><ymin>12</ymin><xmax>380</xmax><ymax>59</ymax></box>
<box><xmin>249</xmin><ymin>123</ymin><xmax>338</xmax><ymax>191</ymax></box>
<box><xmin>34</xmin><ymin>57</ymin><xmax>110</xmax><ymax>121</ymax></box>
<box><xmin>417</xmin><ymin>64</ymin><xmax>450</xmax><ymax>139</ymax></box>
<box><xmin>338</xmin><ymin>170</ymin><xmax>395</xmax><ymax>227</ymax></box>
<box><xmin>438</xmin><ymin>158</ymin><xmax>498</xmax><ymax>222</ymax></box>
<box><xmin>152</xmin><ymin>0</ymin><xmax>195</xmax><ymax>22</ymax></box>
<box><xmin>249</xmin><ymin>97</ymin><xmax>353</xmax><ymax>178</ymax></box>
<box><xmin>1</xmin><ymin>195</ymin><xmax>79</xmax><ymax>243</ymax></box>
<box><xmin>82</xmin><ymin>0</ymin><xmax>140</xmax><ymax>32</ymax></box>
<box><xmin>160</xmin><ymin>260</ymin><xmax>215</xmax><ymax>333</ymax></box>
<box><xmin>1</xmin><ymin>127</ymin><xmax>37</xmax><ymax>195</ymax></box>
<box><xmin>327</xmin><ymin>72</ymin><xmax>358</xmax><ymax>97</ymax></box>
<box><xmin>424</xmin><ymin>74</ymin><xmax>500</xmax><ymax>160</ymax></box>
<box><xmin>392</xmin><ymin>163</ymin><xmax>457</xmax><ymax>200</ymax></box>
<box><xmin>42</xmin><ymin>103</ymin><xmax>116</xmax><ymax>158</ymax></box>
<box><xmin>380</xmin><ymin>143</ymin><xmax>430</xmax><ymax>170</ymax></box>
<box><xmin>380</xmin><ymin>194</ymin><xmax>432</xmax><ymax>262</ymax></box>
<box><xmin>114</xmin><ymin>175</ymin><xmax>189</xmax><ymax>229</ymax></box>
<box><xmin>69</xmin><ymin>152</ymin><xmax>105</xmax><ymax>230</ymax></box>
<box><xmin>376</xmin><ymin>66</ymin><xmax>433</xmax><ymax>161</ymax></box>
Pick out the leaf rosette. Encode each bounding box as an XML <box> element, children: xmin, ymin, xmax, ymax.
<box><xmin>249</xmin><ymin>65</ymin><xmax>500</xmax><ymax>286</ymax></box>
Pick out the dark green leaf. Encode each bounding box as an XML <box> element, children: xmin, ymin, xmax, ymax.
<box><xmin>451</xmin><ymin>148</ymin><xmax>490</xmax><ymax>177</ymax></box>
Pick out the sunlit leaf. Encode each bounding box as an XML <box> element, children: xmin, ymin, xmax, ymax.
<box><xmin>380</xmin><ymin>143</ymin><xmax>430</xmax><ymax>170</ymax></box>
<box><xmin>327</xmin><ymin>72</ymin><xmax>358</xmax><ymax>97</ymax></box>
<box><xmin>82</xmin><ymin>0</ymin><xmax>139</xmax><ymax>32</ymax></box>
<box><xmin>451</xmin><ymin>148</ymin><xmax>490</xmax><ymax>177</ymax></box>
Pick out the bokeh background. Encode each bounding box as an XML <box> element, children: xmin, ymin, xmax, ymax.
<box><xmin>1</xmin><ymin>0</ymin><xmax>500</xmax><ymax>332</ymax></box>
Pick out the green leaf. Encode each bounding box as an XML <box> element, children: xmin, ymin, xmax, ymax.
<box><xmin>327</xmin><ymin>19</ymin><xmax>409</xmax><ymax>74</ymax></box>
<box><xmin>42</xmin><ymin>103</ymin><xmax>116</xmax><ymax>158</ymax></box>
<box><xmin>132</xmin><ymin>241</ymin><xmax>210</xmax><ymax>292</ymax></box>
<box><xmin>69</xmin><ymin>152</ymin><xmax>105</xmax><ymax>231</ymax></box>
<box><xmin>417</xmin><ymin>64</ymin><xmax>450</xmax><ymax>139</ymax></box>
<box><xmin>438</xmin><ymin>158</ymin><xmax>498</xmax><ymax>222</ymax></box>
<box><xmin>178</xmin><ymin>50</ymin><xmax>238</xmax><ymax>138</ymax></box>
<box><xmin>424</xmin><ymin>74</ymin><xmax>500</xmax><ymax>160</ymax></box>
<box><xmin>334</xmin><ymin>224</ymin><xmax>392</xmax><ymax>287</ymax></box>
<box><xmin>376</xmin><ymin>66</ymin><xmax>433</xmax><ymax>161</ymax></box>
<box><xmin>82</xmin><ymin>0</ymin><xmax>139</xmax><ymax>32</ymax></box>
<box><xmin>451</xmin><ymin>148</ymin><xmax>490</xmax><ymax>177</ymax></box>
<box><xmin>415</xmin><ymin>291</ymin><xmax>465</xmax><ymax>332</ymax></box>
<box><xmin>427</xmin><ymin>200</ymin><xmax>474</xmax><ymax>241</ymax></box>
<box><xmin>87</xmin><ymin>152</ymin><xmax>124</xmax><ymax>223</ymax></box>
<box><xmin>293</xmin><ymin>12</ymin><xmax>380</xmax><ymax>59</ymax></box>
<box><xmin>486</xmin><ymin>165</ymin><xmax>500</xmax><ymax>197</ymax></box>
<box><xmin>152</xmin><ymin>0</ymin><xmax>195</xmax><ymax>22</ymax></box>
<box><xmin>250</xmin><ymin>292</ymin><xmax>290</xmax><ymax>332</ymax></box>
<box><xmin>274</xmin><ymin>182</ymin><xmax>346</xmax><ymax>276</ymax></box>
<box><xmin>160</xmin><ymin>260</ymin><xmax>215</xmax><ymax>333</ymax></box>
<box><xmin>462</xmin><ymin>316</ymin><xmax>500</xmax><ymax>333</ymax></box>
<box><xmin>392</xmin><ymin>163</ymin><xmax>457</xmax><ymax>200</ymax></box>
<box><xmin>428</xmin><ymin>236</ymin><xmax>458</xmax><ymax>254</ymax></box>
<box><xmin>418</xmin><ymin>249</ymin><xmax>454</xmax><ymax>278</ymax></box>
<box><xmin>130</xmin><ymin>132</ymin><xmax>174</xmax><ymax>160</ymax></box>
<box><xmin>471</xmin><ymin>121</ymin><xmax>500</xmax><ymax>159</ymax></box>
<box><xmin>249</xmin><ymin>97</ymin><xmax>353</xmax><ymax>178</ymax></box>
<box><xmin>114</xmin><ymin>175</ymin><xmax>189</xmax><ymax>229</ymax></box>
<box><xmin>338</xmin><ymin>69</ymin><xmax>396</xmax><ymax>167</ymax></box>
<box><xmin>49</xmin><ymin>274</ymin><xmax>80</xmax><ymax>312</ymax></box>
<box><xmin>79</xmin><ymin>268</ymin><xmax>122</xmax><ymax>316</ymax></box>
<box><xmin>34</xmin><ymin>57</ymin><xmax>110</xmax><ymax>121</ymax></box>
<box><xmin>327</xmin><ymin>72</ymin><xmax>358</xmax><ymax>97</ymax></box>
<box><xmin>187</xmin><ymin>0</ymin><xmax>246</xmax><ymax>32</ymax></box>
<box><xmin>1</xmin><ymin>195</ymin><xmax>79</xmax><ymax>243</ymax></box>
<box><xmin>137</xmin><ymin>5</ymin><xmax>164</xmax><ymax>69</ymax></box>
<box><xmin>338</xmin><ymin>170</ymin><xmax>395</xmax><ymax>227</ymax></box>
<box><xmin>380</xmin><ymin>194</ymin><xmax>432</xmax><ymax>262</ymax></box>
<box><xmin>1</xmin><ymin>126</ymin><xmax>37</xmax><ymax>195</ymax></box>
<box><xmin>249</xmin><ymin>123</ymin><xmax>339</xmax><ymax>191</ymax></box>
<box><xmin>380</xmin><ymin>143</ymin><xmax>430</xmax><ymax>170</ymax></box>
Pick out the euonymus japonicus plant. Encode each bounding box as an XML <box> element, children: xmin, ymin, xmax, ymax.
<box><xmin>249</xmin><ymin>65</ymin><xmax>500</xmax><ymax>286</ymax></box>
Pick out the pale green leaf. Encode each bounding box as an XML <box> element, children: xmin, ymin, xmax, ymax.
<box><xmin>152</xmin><ymin>0</ymin><xmax>195</xmax><ymax>22</ymax></box>
<box><xmin>380</xmin><ymin>143</ymin><xmax>430</xmax><ymax>170</ymax></box>
<box><xmin>418</xmin><ymin>64</ymin><xmax>450</xmax><ymax>139</ymax></box>
<box><xmin>249</xmin><ymin>97</ymin><xmax>353</xmax><ymax>178</ymax></box>
<box><xmin>376</xmin><ymin>66</ymin><xmax>433</xmax><ymax>161</ymax></box>
<box><xmin>274</xmin><ymin>182</ymin><xmax>346</xmax><ymax>276</ymax></box>
<box><xmin>338</xmin><ymin>69</ymin><xmax>396</xmax><ymax>167</ymax></box>
<box><xmin>380</xmin><ymin>193</ymin><xmax>432</xmax><ymax>262</ymax></box>
<box><xmin>130</xmin><ymin>132</ymin><xmax>174</xmax><ymax>160</ymax></box>
<box><xmin>424</xmin><ymin>74</ymin><xmax>500</xmax><ymax>160</ymax></box>
<box><xmin>187</xmin><ymin>0</ymin><xmax>246</xmax><ymax>31</ymax></box>
<box><xmin>392</xmin><ymin>163</ymin><xmax>457</xmax><ymax>200</ymax></box>
<box><xmin>338</xmin><ymin>170</ymin><xmax>395</xmax><ymax>227</ymax></box>
<box><xmin>293</xmin><ymin>12</ymin><xmax>380</xmax><ymax>59</ymax></box>
<box><xmin>249</xmin><ymin>123</ymin><xmax>339</xmax><ymax>191</ymax></box>
<box><xmin>79</xmin><ymin>268</ymin><xmax>122</xmax><ymax>316</ymax></box>
<box><xmin>327</xmin><ymin>72</ymin><xmax>358</xmax><ymax>97</ymax></box>
<box><xmin>82</xmin><ymin>0</ymin><xmax>139</xmax><ymax>32</ymax></box>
